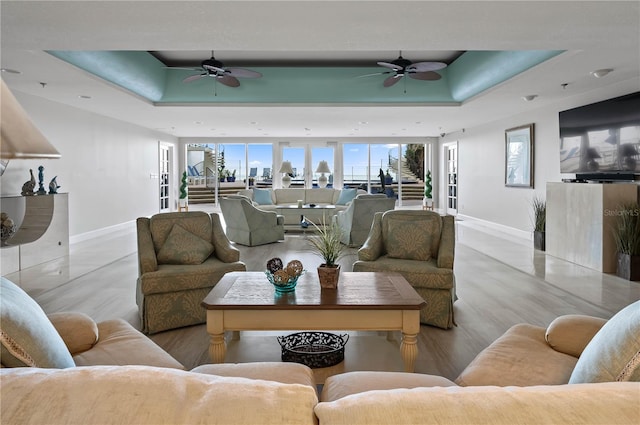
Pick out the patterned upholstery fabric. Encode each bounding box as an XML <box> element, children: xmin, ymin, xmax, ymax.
<box><xmin>219</xmin><ymin>196</ymin><xmax>285</xmax><ymax>246</ymax></box>
<box><xmin>333</xmin><ymin>194</ymin><xmax>395</xmax><ymax>247</ymax></box>
<box><xmin>136</xmin><ymin>212</ymin><xmax>246</xmax><ymax>334</ymax></box>
<box><xmin>353</xmin><ymin>210</ymin><xmax>456</xmax><ymax>329</ymax></box>
<box><xmin>156</xmin><ymin>223</ymin><xmax>214</xmax><ymax>265</ymax></box>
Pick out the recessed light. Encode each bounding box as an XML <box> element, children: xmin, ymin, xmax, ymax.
<box><xmin>1</xmin><ymin>68</ymin><xmax>21</xmax><ymax>74</ymax></box>
<box><xmin>591</xmin><ymin>68</ymin><xmax>613</xmax><ymax>78</ymax></box>
<box><xmin>250</xmin><ymin>121</ymin><xmax>258</xmax><ymax>125</ymax></box>
<box><xmin>522</xmin><ymin>95</ymin><xmax>538</xmax><ymax>102</ymax></box>
<box><xmin>194</xmin><ymin>121</ymin><xmax>202</xmax><ymax>125</ymax></box>
<box><xmin>78</xmin><ymin>95</ymin><xmax>92</xmax><ymax>99</ymax></box>
<box><xmin>358</xmin><ymin>121</ymin><xmax>368</xmax><ymax>125</ymax></box>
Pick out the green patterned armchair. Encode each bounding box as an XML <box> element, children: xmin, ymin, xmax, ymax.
<box><xmin>352</xmin><ymin>210</ymin><xmax>456</xmax><ymax>329</ymax></box>
<box><xmin>333</xmin><ymin>194</ymin><xmax>396</xmax><ymax>247</ymax></box>
<box><xmin>136</xmin><ymin>212</ymin><xmax>246</xmax><ymax>334</ymax></box>
<box><xmin>219</xmin><ymin>195</ymin><xmax>285</xmax><ymax>246</ymax></box>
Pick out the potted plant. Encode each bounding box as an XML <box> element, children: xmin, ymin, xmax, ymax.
<box><xmin>612</xmin><ymin>202</ymin><xmax>640</xmax><ymax>281</ymax></box>
<box><xmin>423</xmin><ymin>170</ymin><xmax>433</xmax><ymax>209</ymax></box>
<box><xmin>179</xmin><ymin>171</ymin><xmax>188</xmax><ymax>211</ymax></box>
<box><xmin>532</xmin><ymin>196</ymin><xmax>546</xmax><ymax>251</ymax></box>
<box><xmin>226</xmin><ymin>169</ymin><xmax>236</xmax><ymax>182</ymax></box>
<box><xmin>307</xmin><ymin>218</ymin><xmax>346</xmax><ymax>289</ymax></box>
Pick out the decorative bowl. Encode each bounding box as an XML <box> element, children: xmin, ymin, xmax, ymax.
<box><xmin>265</xmin><ymin>270</ymin><xmax>303</xmax><ymax>293</ymax></box>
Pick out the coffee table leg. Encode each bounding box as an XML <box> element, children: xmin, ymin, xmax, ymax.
<box><xmin>400</xmin><ymin>310</ymin><xmax>420</xmax><ymax>372</ymax></box>
<box><xmin>206</xmin><ymin>310</ymin><xmax>226</xmax><ymax>363</ymax></box>
<box><xmin>208</xmin><ymin>332</ymin><xmax>226</xmax><ymax>363</ymax></box>
<box><xmin>400</xmin><ymin>332</ymin><xmax>418</xmax><ymax>372</ymax></box>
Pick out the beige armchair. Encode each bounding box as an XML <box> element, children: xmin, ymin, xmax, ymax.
<box><xmin>333</xmin><ymin>194</ymin><xmax>396</xmax><ymax>247</ymax></box>
<box><xmin>219</xmin><ymin>195</ymin><xmax>284</xmax><ymax>246</ymax></box>
<box><xmin>353</xmin><ymin>210</ymin><xmax>456</xmax><ymax>329</ymax></box>
<box><xmin>136</xmin><ymin>211</ymin><xmax>246</xmax><ymax>334</ymax></box>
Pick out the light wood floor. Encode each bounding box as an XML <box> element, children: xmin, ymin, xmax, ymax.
<box><xmin>4</xmin><ymin>205</ymin><xmax>639</xmax><ymax>381</ymax></box>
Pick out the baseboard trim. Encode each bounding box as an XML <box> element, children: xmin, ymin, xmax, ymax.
<box><xmin>455</xmin><ymin>214</ymin><xmax>532</xmax><ymax>241</ymax></box>
<box><xmin>70</xmin><ymin>220</ymin><xmax>136</xmax><ymax>245</ymax></box>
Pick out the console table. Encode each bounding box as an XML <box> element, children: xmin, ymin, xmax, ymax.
<box><xmin>547</xmin><ymin>182</ymin><xmax>639</xmax><ymax>272</ymax></box>
<box><xmin>0</xmin><ymin>193</ymin><xmax>69</xmax><ymax>273</ymax></box>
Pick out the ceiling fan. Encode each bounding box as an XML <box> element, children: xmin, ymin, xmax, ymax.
<box><xmin>363</xmin><ymin>52</ymin><xmax>447</xmax><ymax>88</ymax></box>
<box><xmin>182</xmin><ymin>51</ymin><xmax>262</xmax><ymax>88</ymax></box>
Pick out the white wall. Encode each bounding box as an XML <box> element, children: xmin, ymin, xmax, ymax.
<box><xmin>0</xmin><ymin>92</ymin><xmax>178</xmax><ymax>238</ymax></box>
<box><xmin>442</xmin><ymin>81</ymin><xmax>640</xmax><ymax>235</ymax></box>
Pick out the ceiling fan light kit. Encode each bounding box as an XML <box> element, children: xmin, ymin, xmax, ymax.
<box><xmin>182</xmin><ymin>51</ymin><xmax>262</xmax><ymax>90</ymax></box>
<box><xmin>370</xmin><ymin>52</ymin><xmax>447</xmax><ymax>88</ymax></box>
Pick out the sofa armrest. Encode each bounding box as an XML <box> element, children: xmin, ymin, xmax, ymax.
<box><xmin>357</xmin><ymin>212</ymin><xmax>384</xmax><ymax>261</ymax></box>
<box><xmin>545</xmin><ymin>314</ymin><xmax>607</xmax><ymax>358</ymax></box>
<box><xmin>210</xmin><ymin>213</ymin><xmax>241</xmax><ymax>263</ymax></box>
<box><xmin>48</xmin><ymin>312</ymin><xmax>99</xmax><ymax>355</ymax></box>
<box><xmin>136</xmin><ymin>217</ymin><xmax>158</xmax><ymax>274</ymax></box>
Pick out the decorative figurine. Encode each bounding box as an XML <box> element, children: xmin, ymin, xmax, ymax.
<box><xmin>49</xmin><ymin>176</ymin><xmax>60</xmax><ymax>194</ymax></box>
<box><xmin>37</xmin><ymin>165</ymin><xmax>47</xmax><ymax>195</ymax></box>
<box><xmin>21</xmin><ymin>169</ymin><xmax>36</xmax><ymax>196</ymax></box>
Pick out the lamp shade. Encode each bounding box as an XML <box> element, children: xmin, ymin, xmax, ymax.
<box><xmin>315</xmin><ymin>161</ymin><xmax>331</xmax><ymax>174</ymax></box>
<box><xmin>1</xmin><ymin>78</ymin><xmax>60</xmax><ymax>160</ymax></box>
<box><xmin>279</xmin><ymin>161</ymin><xmax>294</xmax><ymax>174</ymax></box>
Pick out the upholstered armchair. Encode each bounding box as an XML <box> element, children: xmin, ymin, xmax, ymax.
<box><xmin>136</xmin><ymin>212</ymin><xmax>246</xmax><ymax>334</ymax></box>
<box><xmin>219</xmin><ymin>195</ymin><xmax>285</xmax><ymax>246</ymax></box>
<box><xmin>333</xmin><ymin>194</ymin><xmax>396</xmax><ymax>247</ymax></box>
<box><xmin>352</xmin><ymin>210</ymin><xmax>456</xmax><ymax>329</ymax></box>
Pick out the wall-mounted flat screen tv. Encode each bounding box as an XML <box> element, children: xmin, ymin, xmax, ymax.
<box><xmin>559</xmin><ymin>92</ymin><xmax>640</xmax><ymax>175</ymax></box>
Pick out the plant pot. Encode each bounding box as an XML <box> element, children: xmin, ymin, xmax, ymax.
<box><xmin>534</xmin><ymin>230</ymin><xmax>545</xmax><ymax>251</ymax></box>
<box><xmin>227</xmin><ymin>177</ymin><xmax>235</xmax><ymax>182</ymax></box>
<box><xmin>616</xmin><ymin>253</ymin><xmax>640</xmax><ymax>281</ymax></box>
<box><xmin>384</xmin><ymin>177</ymin><xmax>393</xmax><ymax>185</ymax></box>
<box><xmin>318</xmin><ymin>264</ymin><xmax>341</xmax><ymax>289</ymax></box>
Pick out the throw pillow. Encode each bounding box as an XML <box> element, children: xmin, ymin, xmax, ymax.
<box><xmin>0</xmin><ymin>277</ymin><xmax>76</xmax><ymax>368</ymax></box>
<box><xmin>569</xmin><ymin>300</ymin><xmax>640</xmax><ymax>383</ymax></box>
<box><xmin>156</xmin><ymin>223</ymin><xmax>214</xmax><ymax>265</ymax></box>
<box><xmin>253</xmin><ymin>188</ymin><xmax>273</xmax><ymax>205</ymax></box>
<box><xmin>336</xmin><ymin>189</ymin><xmax>357</xmax><ymax>205</ymax></box>
<box><xmin>384</xmin><ymin>216</ymin><xmax>440</xmax><ymax>261</ymax></box>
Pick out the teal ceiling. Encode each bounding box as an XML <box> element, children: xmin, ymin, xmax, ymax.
<box><xmin>47</xmin><ymin>50</ymin><xmax>562</xmax><ymax>105</ymax></box>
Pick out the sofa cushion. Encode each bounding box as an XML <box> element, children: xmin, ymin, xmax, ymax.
<box><xmin>336</xmin><ymin>188</ymin><xmax>357</xmax><ymax>205</ymax></box>
<box><xmin>47</xmin><ymin>312</ymin><xmax>99</xmax><ymax>355</ymax></box>
<box><xmin>1</xmin><ymin>366</ymin><xmax>319</xmax><ymax>425</ymax></box>
<box><xmin>192</xmin><ymin>362</ymin><xmax>316</xmax><ymax>388</ymax></box>
<box><xmin>307</xmin><ymin>188</ymin><xmax>336</xmax><ymax>204</ymax></box>
<box><xmin>253</xmin><ymin>188</ymin><xmax>273</xmax><ymax>205</ymax></box>
<box><xmin>569</xmin><ymin>300</ymin><xmax>640</xmax><ymax>383</ymax></box>
<box><xmin>314</xmin><ymin>382</ymin><xmax>640</xmax><ymax>425</ymax></box>
<box><xmin>320</xmin><ymin>371</ymin><xmax>456</xmax><ymax>402</ymax></box>
<box><xmin>156</xmin><ymin>223</ymin><xmax>214</xmax><ymax>265</ymax></box>
<box><xmin>0</xmin><ymin>277</ymin><xmax>75</xmax><ymax>368</ymax></box>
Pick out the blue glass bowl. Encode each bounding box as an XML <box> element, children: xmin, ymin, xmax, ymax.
<box><xmin>265</xmin><ymin>270</ymin><xmax>303</xmax><ymax>293</ymax></box>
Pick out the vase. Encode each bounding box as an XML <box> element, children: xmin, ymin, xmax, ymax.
<box><xmin>534</xmin><ymin>231</ymin><xmax>545</xmax><ymax>251</ymax></box>
<box><xmin>616</xmin><ymin>253</ymin><xmax>640</xmax><ymax>281</ymax></box>
<box><xmin>318</xmin><ymin>264</ymin><xmax>340</xmax><ymax>289</ymax></box>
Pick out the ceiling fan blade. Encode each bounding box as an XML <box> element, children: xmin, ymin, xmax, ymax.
<box><xmin>218</xmin><ymin>75</ymin><xmax>240</xmax><ymax>87</ymax></box>
<box><xmin>377</xmin><ymin>61</ymin><xmax>403</xmax><ymax>71</ymax></box>
<box><xmin>226</xmin><ymin>68</ymin><xmax>263</xmax><ymax>78</ymax></box>
<box><xmin>183</xmin><ymin>73</ymin><xmax>206</xmax><ymax>83</ymax></box>
<box><xmin>409</xmin><ymin>71</ymin><xmax>442</xmax><ymax>81</ymax></box>
<box><xmin>383</xmin><ymin>75</ymin><xmax>403</xmax><ymax>87</ymax></box>
<box><xmin>407</xmin><ymin>61</ymin><xmax>447</xmax><ymax>72</ymax></box>
<box><xmin>356</xmin><ymin>71</ymin><xmax>392</xmax><ymax>78</ymax></box>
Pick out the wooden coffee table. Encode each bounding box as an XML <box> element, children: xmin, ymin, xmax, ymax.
<box><xmin>201</xmin><ymin>271</ymin><xmax>426</xmax><ymax>372</ymax></box>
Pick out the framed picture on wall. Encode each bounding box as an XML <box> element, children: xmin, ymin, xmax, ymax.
<box><xmin>505</xmin><ymin>123</ymin><xmax>534</xmax><ymax>188</ymax></box>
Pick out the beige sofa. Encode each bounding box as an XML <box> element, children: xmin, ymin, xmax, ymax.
<box><xmin>238</xmin><ymin>187</ymin><xmax>366</xmax><ymax>227</ymax></box>
<box><xmin>3</xmin><ymin>302</ymin><xmax>638</xmax><ymax>424</ymax></box>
